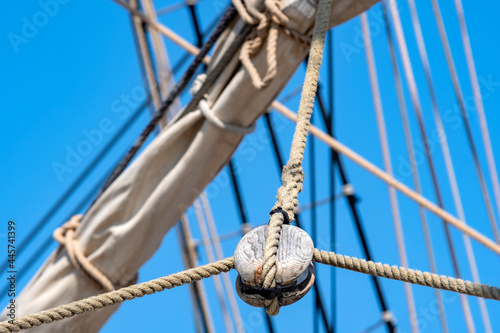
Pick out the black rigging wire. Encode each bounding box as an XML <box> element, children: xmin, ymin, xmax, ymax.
<box><xmin>264</xmin><ymin>112</ymin><xmax>333</xmax><ymax>333</ymax></box>
<box><xmin>0</xmin><ymin>97</ymin><xmax>150</xmax><ymax>277</ymax></box>
<box><xmin>326</xmin><ymin>28</ymin><xmax>336</xmax><ymax>333</ymax></box>
<box><xmin>315</xmin><ymin>83</ymin><xmax>396</xmax><ymax>333</ymax></box>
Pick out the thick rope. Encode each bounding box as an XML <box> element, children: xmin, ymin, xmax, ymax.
<box><xmin>361</xmin><ymin>13</ymin><xmax>419</xmax><ymax>333</ymax></box>
<box><xmin>380</xmin><ymin>2</ymin><xmax>448</xmax><ymax>331</ymax></box>
<box><xmin>53</xmin><ymin>215</ymin><xmax>115</xmax><ymax>292</ymax></box>
<box><xmin>0</xmin><ymin>258</ymin><xmax>234</xmax><ymax>333</ymax></box>
<box><xmin>262</xmin><ymin>0</ymin><xmax>333</xmax><ymax>316</ymax></box>
<box><xmin>313</xmin><ymin>249</ymin><xmax>500</xmax><ymax>301</ymax></box>
<box><xmin>2</xmin><ymin>250</ymin><xmax>500</xmax><ymax>332</ymax></box>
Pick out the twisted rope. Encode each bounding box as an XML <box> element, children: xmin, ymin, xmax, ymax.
<box><xmin>313</xmin><ymin>249</ymin><xmax>500</xmax><ymax>301</ymax></box>
<box><xmin>261</xmin><ymin>0</ymin><xmax>333</xmax><ymax>316</ymax></box>
<box><xmin>0</xmin><ymin>258</ymin><xmax>234</xmax><ymax>333</ymax></box>
<box><xmin>232</xmin><ymin>0</ymin><xmax>311</xmax><ymax>89</ymax></box>
<box><xmin>2</xmin><ymin>251</ymin><xmax>500</xmax><ymax>332</ymax></box>
<box><xmin>53</xmin><ymin>215</ymin><xmax>115</xmax><ymax>292</ymax></box>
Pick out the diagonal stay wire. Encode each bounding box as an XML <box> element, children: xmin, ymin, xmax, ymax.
<box><xmin>0</xmin><ymin>97</ymin><xmax>150</xmax><ymax>278</ymax></box>
<box><xmin>91</xmin><ymin>6</ymin><xmax>238</xmax><ymax>207</ymax></box>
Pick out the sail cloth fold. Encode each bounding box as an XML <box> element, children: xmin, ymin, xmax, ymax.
<box><xmin>9</xmin><ymin>1</ymin><xmax>379</xmax><ymax>331</ymax></box>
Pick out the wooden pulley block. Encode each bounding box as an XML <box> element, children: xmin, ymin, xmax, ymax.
<box><xmin>234</xmin><ymin>225</ymin><xmax>315</xmax><ymax>307</ymax></box>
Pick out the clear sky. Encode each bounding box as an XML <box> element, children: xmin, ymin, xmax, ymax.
<box><xmin>2</xmin><ymin>0</ymin><xmax>500</xmax><ymax>332</ymax></box>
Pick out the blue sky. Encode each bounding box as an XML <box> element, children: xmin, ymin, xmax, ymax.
<box><xmin>2</xmin><ymin>0</ymin><xmax>500</xmax><ymax>332</ymax></box>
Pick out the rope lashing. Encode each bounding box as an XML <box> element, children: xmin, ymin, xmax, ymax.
<box><xmin>2</xmin><ymin>251</ymin><xmax>500</xmax><ymax>333</ymax></box>
<box><xmin>261</xmin><ymin>0</ymin><xmax>333</xmax><ymax>316</ymax></box>
<box><xmin>53</xmin><ymin>215</ymin><xmax>115</xmax><ymax>292</ymax></box>
<box><xmin>232</xmin><ymin>0</ymin><xmax>311</xmax><ymax>89</ymax></box>
<box><xmin>190</xmin><ymin>74</ymin><xmax>256</xmax><ymax>134</ymax></box>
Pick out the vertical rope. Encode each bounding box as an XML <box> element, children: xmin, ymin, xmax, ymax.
<box><xmin>361</xmin><ymin>13</ymin><xmax>419</xmax><ymax>333</ymax></box>
<box><xmin>453</xmin><ymin>0</ymin><xmax>500</xmax><ymax>228</ymax></box>
<box><xmin>406</xmin><ymin>1</ymin><xmax>493</xmax><ymax>331</ymax></box>
<box><xmin>381</xmin><ymin>2</ymin><xmax>448</xmax><ymax>331</ymax></box>
<box><xmin>262</xmin><ymin>0</ymin><xmax>333</xmax><ymax>316</ymax></box>
<box><xmin>385</xmin><ymin>1</ymin><xmax>476</xmax><ymax>330</ymax></box>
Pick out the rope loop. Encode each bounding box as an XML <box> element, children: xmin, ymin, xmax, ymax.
<box><xmin>232</xmin><ymin>0</ymin><xmax>311</xmax><ymax>89</ymax></box>
<box><xmin>54</xmin><ymin>215</ymin><xmax>115</xmax><ymax>292</ymax></box>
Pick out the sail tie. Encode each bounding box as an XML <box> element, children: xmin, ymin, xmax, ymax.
<box><xmin>190</xmin><ymin>74</ymin><xmax>256</xmax><ymax>134</ymax></box>
<box><xmin>233</xmin><ymin>0</ymin><xmax>311</xmax><ymax>89</ymax></box>
<box><xmin>53</xmin><ymin>215</ymin><xmax>115</xmax><ymax>292</ymax></box>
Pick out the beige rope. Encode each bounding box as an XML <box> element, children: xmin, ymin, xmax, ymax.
<box><xmin>233</xmin><ymin>0</ymin><xmax>311</xmax><ymax>89</ymax></box>
<box><xmin>0</xmin><ymin>258</ymin><xmax>234</xmax><ymax>333</ymax></box>
<box><xmin>53</xmin><ymin>215</ymin><xmax>115</xmax><ymax>292</ymax></box>
<box><xmin>313</xmin><ymin>249</ymin><xmax>500</xmax><ymax>301</ymax></box>
<box><xmin>262</xmin><ymin>0</ymin><xmax>333</xmax><ymax>316</ymax></box>
<box><xmin>2</xmin><ymin>250</ymin><xmax>500</xmax><ymax>333</ymax></box>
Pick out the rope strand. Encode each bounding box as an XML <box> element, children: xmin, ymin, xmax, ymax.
<box><xmin>2</xmin><ymin>250</ymin><xmax>499</xmax><ymax>333</ymax></box>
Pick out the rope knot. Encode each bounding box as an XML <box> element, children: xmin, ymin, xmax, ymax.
<box><xmin>232</xmin><ymin>0</ymin><xmax>311</xmax><ymax>89</ymax></box>
<box><xmin>53</xmin><ymin>215</ymin><xmax>115</xmax><ymax>292</ymax></box>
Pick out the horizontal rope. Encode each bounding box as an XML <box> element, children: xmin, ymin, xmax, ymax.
<box><xmin>0</xmin><ymin>258</ymin><xmax>234</xmax><ymax>333</ymax></box>
<box><xmin>313</xmin><ymin>249</ymin><xmax>500</xmax><ymax>301</ymax></box>
<box><xmin>2</xmin><ymin>250</ymin><xmax>499</xmax><ymax>332</ymax></box>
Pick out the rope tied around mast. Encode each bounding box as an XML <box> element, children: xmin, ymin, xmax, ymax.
<box><xmin>232</xmin><ymin>0</ymin><xmax>312</xmax><ymax>89</ymax></box>
<box><xmin>53</xmin><ymin>215</ymin><xmax>115</xmax><ymax>292</ymax></box>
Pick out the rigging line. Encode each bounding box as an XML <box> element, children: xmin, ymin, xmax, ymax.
<box><xmin>273</xmin><ymin>103</ymin><xmax>500</xmax><ymax>255</ymax></box>
<box><xmin>361</xmin><ymin>12</ymin><xmax>418</xmax><ymax>333</ymax></box>
<box><xmin>141</xmin><ymin>0</ymin><xmax>182</xmax><ymax>120</ymax></box>
<box><xmin>138</xmin><ymin>3</ymin><xmax>213</xmax><ymax>330</ymax></box>
<box><xmin>199</xmin><ymin>193</ymin><xmax>246</xmax><ymax>333</ymax></box>
<box><xmin>90</xmin><ymin>5</ymin><xmax>237</xmax><ymax>207</ymax></box>
<box><xmin>0</xmin><ymin>96</ymin><xmax>150</xmax><ymax>277</ymax></box>
<box><xmin>228</xmin><ymin>158</ymin><xmax>275</xmax><ymax>333</ymax></box>
<box><xmin>114</xmin><ymin>0</ymin><xmax>211</xmax><ymax>62</ymax></box>
<box><xmin>309</xmin><ymin>111</ymin><xmax>319</xmax><ymax>333</ymax></box>
<box><xmin>430</xmin><ymin>1</ymin><xmax>500</xmax><ymax>247</ymax></box>
<box><xmin>380</xmin><ymin>1</ymin><xmax>448</xmax><ymax>332</ymax></box>
<box><xmin>177</xmin><ymin>215</ymin><xmax>215</xmax><ymax>333</ymax></box>
<box><xmin>326</xmin><ymin>28</ymin><xmax>336</xmax><ymax>333</ymax></box>
<box><xmin>313</xmin><ymin>86</ymin><xmax>396</xmax><ymax>333</ymax></box>
<box><xmin>172</xmin><ymin>12</ymin><xmax>223</xmax><ymax>74</ymax></box>
<box><xmin>193</xmin><ymin>200</ymin><xmax>236</xmax><ymax>333</ymax></box>
<box><xmin>4</xmin><ymin>251</ymin><xmax>500</xmax><ymax>333</ymax></box>
<box><xmin>387</xmin><ymin>0</ymin><xmax>477</xmax><ymax>330</ymax></box>
<box><xmin>406</xmin><ymin>0</ymin><xmax>492</xmax><ymax>331</ymax></box>
<box><xmin>385</xmin><ymin>2</ymin><xmax>476</xmax><ymax>331</ymax></box>
<box><xmin>263</xmin><ymin>112</ymin><xmax>333</xmax><ymax>333</ymax></box>
<box><xmin>453</xmin><ymin>0</ymin><xmax>500</xmax><ymax>228</ymax></box>
<box><xmin>149</xmin><ymin>14</ymin><xmax>496</xmax><ymax>257</ymax></box>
